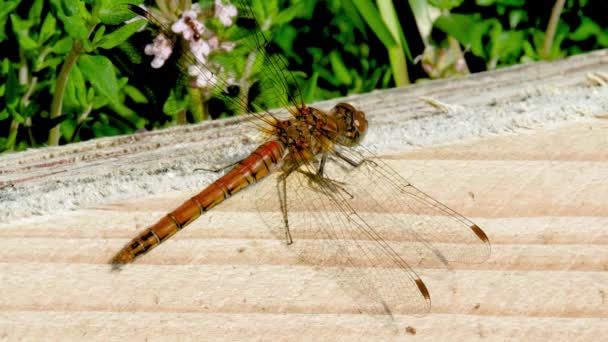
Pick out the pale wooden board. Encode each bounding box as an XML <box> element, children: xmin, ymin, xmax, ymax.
<box><xmin>1</xmin><ymin>50</ymin><xmax>608</xmax><ymax>340</ymax></box>
<box><xmin>1</xmin><ymin>121</ymin><xmax>607</xmax><ymax>341</ymax></box>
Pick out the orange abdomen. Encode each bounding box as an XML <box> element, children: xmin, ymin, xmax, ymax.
<box><xmin>111</xmin><ymin>140</ymin><xmax>285</xmax><ymax>268</ymax></box>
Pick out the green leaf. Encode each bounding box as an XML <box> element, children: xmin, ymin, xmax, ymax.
<box><xmin>87</xmin><ymin>87</ymin><xmax>95</xmax><ymax>103</ymax></box>
<box><xmin>1</xmin><ymin>57</ymin><xmax>9</xmax><ymax>74</ymax></box>
<box><xmin>377</xmin><ymin>0</ymin><xmax>410</xmax><ymax>85</ymax></box>
<box><xmin>0</xmin><ymin>108</ymin><xmax>9</xmax><ymax>120</ymax></box>
<box><xmin>273</xmin><ymin>1</ymin><xmax>307</xmax><ymax>26</ymax></box>
<box><xmin>163</xmin><ymin>89</ymin><xmax>189</xmax><ymax>116</ymax></box>
<box><xmin>124</xmin><ymin>84</ymin><xmax>148</xmax><ymax>104</ymax></box>
<box><xmin>117</xmin><ymin>77</ymin><xmax>128</xmax><ymax>88</ymax></box>
<box><xmin>490</xmin><ymin>28</ymin><xmax>524</xmax><ymax>64</ymax></box>
<box><xmin>96</xmin><ymin>19</ymin><xmax>146</xmax><ymax>49</ymax></box>
<box><xmin>78</xmin><ymin>54</ymin><xmax>120</xmax><ymax>103</ymax></box>
<box><xmin>429</xmin><ymin>0</ymin><xmax>465</xmax><ymax>11</ymax></box>
<box><xmin>40</xmin><ymin>13</ymin><xmax>58</xmax><ymax>44</ymax></box>
<box><xmin>329</xmin><ymin>50</ymin><xmax>352</xmax><ymax>85</ymax></box>
<box><xmin>508</xmin><ymin>9</ymin><xmax>526</xmax><ymax>29</ymax></box>
<box><xmin>92</xmin><ymin>25</ymin><xmax>106</xmax><ymax>44</ymax></box>
<box><xmin>58</xmin><ymin>13</ymin><xmax>89</xmax><ymax>40</ymax></box>
<box><xmin>351</xmin><ymin>0</ymin><xmax>396</xmax><ymax>49</ymax></box>
<box><xmin>302</xmin><ymin>71</ymin><xmax>318</xmax><ymax>103</ymax></box>
<box><xmin>0</xmin><ymin>137</ymin><xmax>7</xmax><ymax>151</ymax></box>
<box><xmin>5</xmin><ymin>62</ymin><xmax>19</xmax><ymax>107</ymax></box>
<box><xmin>569</xmin><ymin>17</ymin><xmax>601</xmax><ymax>42</ymax></box>
<box><xmin>341</xmin><ymin>0</ymin><xmax>367</xmax><ymax>34</ymax></box>
<box><xmin>434</xmin><ymin>14</ymin><xmax>498</xmax><ymax>59</ymax></box>
<box><xmin>28</xmin><ymin>0</ymin><xmax>44</xmax><ymax>21</ymax></box>
<box><xmin>91</xmin><ymin>92</ymin><xmax>109</xmax><ymax>109</ymax></box>
<box><xmin>65</xmin><ymin>64</ymin><xmax>87</xmax><ymax>109</ymax></box>
<box><xmin>0</xmin><ymin>1</ymin><xmax>19</xmax><ymax>41</ymax></box>
<box><xmin>60</xmin><ymin>113</ymin><xmax>76</xmax><ymax>141</ymax></box>
<box><xmin>60</xmin><ymin>0</ymin><xmax>81</xmax><ymax>16</ymax></box>
<box><xmin>110</xmin><ymin>102</ymin><xmax>142</xmax><ymax>127</ymax></box>
<box><xmin>52</xmin><ymin>36</ymin><xmax>74</xmax><ymax>54</ymax></box>
<box><xmin>10</xmin><ymin>14</ymin><xmax>38</xmax><ymax>50</ymax></box>
<box><xmin>98</xmin><ymin>0</ymin><xmax>144</xmax><ymax>25</ymax></box>
<box><xmin>10</xmin><ymin>108</ymin><xmax>25</xmax><ymax>123</ymax></box>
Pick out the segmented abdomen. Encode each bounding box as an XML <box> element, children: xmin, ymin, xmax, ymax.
<box><xmin>111</xmin><ymin>140</ymin><xmax>285</xmax><ymax>267</ymax></box>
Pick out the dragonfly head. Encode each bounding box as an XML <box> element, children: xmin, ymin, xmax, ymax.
<box><xmin>331</xmin><ymin>102</ymin><xmax>368</xmax><ymax>146</ymax></box>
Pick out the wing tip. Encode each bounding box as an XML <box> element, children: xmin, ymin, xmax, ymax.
<box><xmin>415</xmin><ymin>278</ymin><xmax>431</xmax><ymax>300</ymax></box>
<box><xmin>470</xmin><ymin>224</ymin><xmax>490</xmax><ymax>244</ymax></box>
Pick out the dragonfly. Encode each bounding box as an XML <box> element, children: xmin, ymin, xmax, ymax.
<box><xmin>111</xmin><ymin>0</ymin><xmax>490</xmax><ymax>314</ymax></box>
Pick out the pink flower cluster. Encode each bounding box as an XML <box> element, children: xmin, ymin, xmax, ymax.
<box><xmin>144</xmin><ymin>1</ymin><xmax>238</xmax><ymax>89</ymax></box>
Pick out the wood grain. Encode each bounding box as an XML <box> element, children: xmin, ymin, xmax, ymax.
<box><xmin>1</xmin><ymin>51</ymin><xmax>608</xmax><ymax>340</ymax></box>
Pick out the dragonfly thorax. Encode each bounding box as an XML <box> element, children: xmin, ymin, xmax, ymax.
<box><xmin>274</xmin><ymin>108</ymin><xmax>338</xmax><ymax>161</ymax></box>
<box><xmin>272</xmin><ymin>103</ymin><xmax>367</xmax><ymax>168</ymax></box>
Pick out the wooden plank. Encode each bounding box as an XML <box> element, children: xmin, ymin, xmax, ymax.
<box><xmin>1</xmin><ymin>50</ymin><xmax>608</xmax><ymax>340</ymax></box>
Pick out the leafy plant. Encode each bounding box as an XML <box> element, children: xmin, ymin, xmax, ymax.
<box><xmin>0</xmin><ymin>0</ymin><xmax>146</xmax><ymax>151</ymax></box>
<box><xmin>430</xmin><ymin>0</ymin><xmax>608</xmax><ymax>71</ymax></box>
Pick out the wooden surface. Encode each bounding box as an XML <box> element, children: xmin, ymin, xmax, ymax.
<box><xmin>1</xmin><ymin>51</ymin><xmax>608</xmax><ymax>341</ymax></box>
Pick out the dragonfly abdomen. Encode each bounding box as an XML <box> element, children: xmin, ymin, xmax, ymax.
<box><xmin>111</xmin><ymin>140</ymin><xmax>285</xmax><ymax>268</ymax></box>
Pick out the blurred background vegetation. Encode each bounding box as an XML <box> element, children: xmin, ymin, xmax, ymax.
<box><xmin>0</xmin><ymin>0</ymin><xmax>606</xmax><ymax>152</ymax></box>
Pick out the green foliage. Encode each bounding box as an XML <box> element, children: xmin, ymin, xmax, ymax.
<box><xmin>1</xmin><ymin>0</ymin><xmax>606</xmax><ymax>151</ymax></box>
<box><xmin>431</xmin><ymin>0</ymin><xmax>608</xmax><ymax>69</ymax></box>
<box><xmin>0</xmin><ymin>0</ymin><xmax>146</xmax><ymax>152</ymax></box>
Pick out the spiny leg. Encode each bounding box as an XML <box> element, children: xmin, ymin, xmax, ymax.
<box><xmin>334</xmin><ymin>150</ymin><xmax>367</xmax><ymax>168</ymax></box>
<box><xmin>277</xmin><ymin>173</ymin><xmax>293</xmax><ymax>245</ymax></box>
<box><xmin>297</xmin><ymin>168</ymin><xmax>354</xmax><ymax>200</ymax></box>
<box><xmin>317</xmin><ymin>153</ymin><xmax>328</xmax><ymax>177</ymax></box>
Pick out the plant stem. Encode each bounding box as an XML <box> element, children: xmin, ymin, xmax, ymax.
<box><xmin>5</xmin><ymin>119</ymin><xmax>19</xmax><ymax>152</ymax></box>
<box><xmin>48</xmin><ymin>40</ymin><xmax>82</xmax><ymax>146</ymax></box>
<box><xmin>238</xmin><ymin>50</ymin><xmax>257</xmax><ymax>114</ymax></box>
<box><xmin>378</xmin><ymin>0</ymin><xmax>409</xmax><ymax>86</ymax></box>
<box><xmin>189</xmin><ymin>87</ymin><xmax>206</xmax><ymax>122</ymax></box>
<box><xmin>22</xmin><ymin>76</ymin><xmax>38</xmax><ymax>147</ymax></box>
<box><xmin>541</xmin><ymin>0</ymin><xmax>566</xmax><ymax>60</ymax></box>
<box><xmin>177</xmin><ymin>109</ymin><xmax>187</xmax><ymax>124</ymax></box>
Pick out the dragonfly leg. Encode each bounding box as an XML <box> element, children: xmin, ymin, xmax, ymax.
<box><xmin>317</xmin><ymin>153</ymin><xmax>328</xmax><ymax>177</ymax></box>
<box><xmin>277</xmin><ymin>173</ymin><xmax>294</xmax><ymax>245</ymax></box>
<box><xmin>334</xmin><ymin>150</ymin><xmax>366</xmax><ymax>168</ymax></box>
<box><xmin>297</xmin><ymin>168</ymin><xmax>355</xmax><ymax>200</ymax></box>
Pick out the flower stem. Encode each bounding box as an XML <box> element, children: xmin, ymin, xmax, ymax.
<box><xmin>5</xmin><ymin>119</ymin><xmax>19</xmax><ymax>152</ymax></box>
<box><xmin>189</xmin><ymin>87</ymin><xmax>206</xmax><ymax>122</ymax></box>
<box><xmin>48</xmin><ymin>40</ymin><xmax>83</xmax><ymax>146</ymax></box>
<box><xmin>238</xmin><ymin>51</ymin><xmax>257</xmax><ymax>114</ymax></box>
<box><xmin>541</xmin><ymin>0</ymin><xmax>566</xmax><ymax>60</ymax></box>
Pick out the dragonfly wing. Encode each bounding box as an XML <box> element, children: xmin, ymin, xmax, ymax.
<box><xmin>252</xmin><ymin>162</ymin><xmax>432</xmax><ymax>314</ymax></box>
<box><xmin>329</xmin><ymin>145</ymin><xmax>492</xmax><ymax>267</ymax></box>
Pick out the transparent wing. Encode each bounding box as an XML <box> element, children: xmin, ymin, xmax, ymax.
<box><xmin>245</xmin><ymin>145</ymin><xmax>490</xmax><ymax>315</ymax></box>
<box><xmin>251</xmin><ymin>161</ymin><xmax>433</xmax><ymax>315</ymax></box>
<box><xmin>329</xmin><ymin>145</ymin><xmax>492</xmax><ymax>266</ymax></box>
